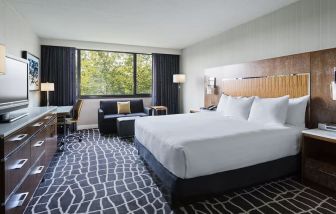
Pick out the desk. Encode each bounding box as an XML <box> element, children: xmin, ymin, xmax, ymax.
<box><xmin>57</xmin><ymin>106</ymin><xmax>73</xmax><ymax>134</ymax></box>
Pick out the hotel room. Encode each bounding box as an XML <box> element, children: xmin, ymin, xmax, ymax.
<box><xmin>0</xmin><ymin>0</ymin><xmax>336</xmax><ymax>213</ymax></box>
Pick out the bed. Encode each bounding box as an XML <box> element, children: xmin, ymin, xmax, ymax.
<box><xmin>135</xmin><ymin>74</ymin><xmax>310</xmax><ymax>207</ymax></box>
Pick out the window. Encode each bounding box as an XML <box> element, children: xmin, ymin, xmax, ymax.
<box><xmin>79</xmin><ymin>50</ymin><xmax>152</xmax><ymax>97</ymax></box>
<box><xmin>136</xmin><ymin>54</ymin><xmax>152</xmax><ymax>94</ymax></box>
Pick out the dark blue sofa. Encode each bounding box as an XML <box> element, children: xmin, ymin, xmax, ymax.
<box><xmin>98</xmin><ymin>99</ymin><xmax>151</xmax><ymax>134</ymax></box>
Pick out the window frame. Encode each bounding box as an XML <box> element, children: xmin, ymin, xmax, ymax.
<box><xmin>77</xmin><ymin>49</ymin><xmax>153</xmax><ymax>99</ymax></box>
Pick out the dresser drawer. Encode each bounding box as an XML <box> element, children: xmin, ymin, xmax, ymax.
<box><xmin>42</xmin><ymin>112</ymin><xmax>57</xmax><ymax>122</ymax></box>
<box><xmin>5</xmin><ymin>142</ymin><xmax>31</xmax><ymax>201</ymax></box>
<box><xmin>5</xmin><ymin>154</ymin><xmax>46</xmax><ymax>214</ymax></box>
<box><xmin>4</xmin><ymin>127</ymin><xmax>31</xmax><ymax>158</ymax></box>
<box><xmin>304</xmin><ymin>158</ymin><xmax>336</xmax><ymax>191</ymax></box>
<box><xmin>3</xmin><ymin>114</ymin><xmax>55</xmax><ymax>158</ymax></box>
<box><xmin>5</xmin><ymin>191</ymin><xmax>30</xmax><ymax>214</ymax></box>
<box><xmin>26</xmin><ymin>118</ymin><xmax>46</xmax><ymax>136</ymax></box>
<box><xmin>30</xmin><ymin>131</ymin><xmax>46</xmax><ymax>165</ymax></box>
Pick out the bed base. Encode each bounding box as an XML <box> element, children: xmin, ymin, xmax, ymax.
<box><xmin>134</xmin><ymin>138</ymin><xmax>300</xmax><ymax>208</ymax></box>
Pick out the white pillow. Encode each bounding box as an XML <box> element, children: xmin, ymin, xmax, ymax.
<box><xmin>222</xmin><ymin>96</ymin><xmax>255</xmax><ymax>119</ymax></box>
<box><xmin>286</xmin><ymin>95</ymin><xmax>309</xmax><ymax>127</ymax></box>
<box><xmin>248</xmin><ymin>96</ymin><xmax>289</xmax><ymax>125</ymax></box>
<box><xmin>216</xmin><ymin>94</ymin><xmax>229</xmax><ymax>112</ymax></box>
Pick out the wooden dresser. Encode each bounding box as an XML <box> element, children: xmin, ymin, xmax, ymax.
<box><xmin>0</xmin><ymin>107</ymin><xmax>57</xmax><ymax>214</ymax></box>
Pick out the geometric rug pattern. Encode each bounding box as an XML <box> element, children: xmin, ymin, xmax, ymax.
<box><xmin>25</xmin><ymin>129</ymin><xmax>336</xmax><ymax>214</ymax></box>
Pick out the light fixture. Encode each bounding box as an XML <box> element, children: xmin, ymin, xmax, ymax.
<box><xmin>206</xmin><ymin>77</ymin><xmax>216</xmax><ymax>95</ymax></box>
<box><xmin>41</xmin><ymin>82</ymin><xmax>55</xmax><ymax>106</ymax></box>
<box><xmin>330</xmin><ymin>67</ymin><xmax>336</xmax><ymax>100</ymax></box>
<box><xmin>173</xmin><ymin>74</ymin><xmax>186</xmax><ymax>84</ymax></box>
<box><xmin>0</xmin><ymin>44</ymin><xmax>5</xmax><ymax>75</ymax></box>
<box><xmin>331</xmin><ymin>81</ymin><xmax>336</xmax><ymax>100</ymax></box>
<box><xmin>173</xmin><ymin>74</ymin><xmax>186</xmax><ymax>114</ymax></box>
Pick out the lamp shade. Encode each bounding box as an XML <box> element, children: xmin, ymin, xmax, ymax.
<box><xmin>0</xmin><ymin>44</ymin><xmax>5</xmax><ymax>75</ymax></box>
<box><xmin>173</xmin><ymin>74</ymin><xmax>186</xmax><ymax>83</ymax></box>
<box><xmin>41</xmin><ymin>82</ymin><xmax>54</xmax><ymax>91</ymax></box>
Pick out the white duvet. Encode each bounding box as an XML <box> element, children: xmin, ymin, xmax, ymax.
<box><xmin>135</xmin><ymin>112</ymin><xmax>303</xmax><ymax>179</ymax></box>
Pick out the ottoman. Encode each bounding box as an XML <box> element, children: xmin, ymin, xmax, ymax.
<box><xmin>116</xmin><ymin>116</ymin><xmax>139</xmax><ymax>137</ymax></box>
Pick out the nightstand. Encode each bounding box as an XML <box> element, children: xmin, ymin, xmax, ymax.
<box><xmin>302</xmin><ymin>129</ymin><xmax>336</xmax><ymax>193</ymax></box>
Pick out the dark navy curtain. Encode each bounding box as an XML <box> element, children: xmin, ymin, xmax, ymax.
<box><xmin>40</xmin><ymin>45</ymin><xmax>77</xmax><ymax>106</ymax></box>
<box><xmin>152</xmin><ymin>54</ymin><xmax>180</xmax><ymax>114</ymax></box>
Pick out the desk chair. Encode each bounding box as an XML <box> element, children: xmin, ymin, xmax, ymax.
<box><xmin>61</xmin><ymin>99</ymin><xmax>84</xmax><ymax>149</ymax></box>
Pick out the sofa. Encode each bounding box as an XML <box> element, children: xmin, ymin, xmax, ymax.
<box><xmin>98</xmin><ymin>99</ymin><xmax>152</xmax><ymax>134</ymax></box>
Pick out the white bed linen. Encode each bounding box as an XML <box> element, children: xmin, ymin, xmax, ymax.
<box><xmin>135</xmin><ymin>112</ymin><xmax>303</xmax><ymax>179</ymax></box>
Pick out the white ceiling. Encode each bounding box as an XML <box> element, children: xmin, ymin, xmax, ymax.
<box><xmin>7</xmin><ymin>0</ymin><xmax>299</xmax><ymax>49</ymax></box>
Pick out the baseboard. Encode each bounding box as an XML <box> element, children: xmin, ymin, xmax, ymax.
<box><xmin>78</xmin><ymin>124</ymin><xmax>98</xmax><ymax>130</ymax></box>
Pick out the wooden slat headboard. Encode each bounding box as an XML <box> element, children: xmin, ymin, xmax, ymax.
<box><xmin>222</xmin><ymin>73</ymin><xmax>310</xmax><ymax>98</ymax></box>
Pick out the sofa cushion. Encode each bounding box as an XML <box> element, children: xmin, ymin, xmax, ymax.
<box><xmin>126</xmin><ymin>113</ymin><xmax>147</xmax><ymax>117</ymax></box>
<box><xmin>100</xmin><ymin>101</ymin><xmax>118</xmax><ymax>115</ymax></box>
<box><xmin>104</xmin><ymin>114</ymin><xmax>126</xmax><ymax>121</ymax></box>
<box><xmin>130</xmin><ymin>100</ymin><xmax>144</xmax><ymax>113</ymax></box>
<box><xmin>117</xmin><ymin>101</ymin><xmax>131</xmax><ymax>114</ymax></box>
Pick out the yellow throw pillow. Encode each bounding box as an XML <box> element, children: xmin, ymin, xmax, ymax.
<box><xmin>117</xmin><ymin>101</ymin><xmax>131</xmax><ymax>114</ymax></box>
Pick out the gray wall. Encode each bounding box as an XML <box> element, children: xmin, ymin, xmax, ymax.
<box><xmin>0</xmin><ymin>0</ymin><xmax>41</xmax><ymax>107</ymax></box>
<box><xmin>181</xmin><ymin>0</ymin><xmax>336</xmax><ymax>112</ymax></box>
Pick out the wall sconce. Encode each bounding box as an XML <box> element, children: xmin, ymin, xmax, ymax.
<box><xmin>206</xmin><ymin>77</ymin><xmax>216</xmax><ymax>95</ymax></box>
<box><xmin>331</xmin><ymin>82</ymin><xmax>336</xmax><ymax>100</ymax></box>
<box><xmin>330</xmin><ymin>67</ymin><xmax>336</xmax><ymax>100</ymax></box>
<box><xmin>0</xmin><ymin>44</ymin><xmax>5</xmax><ymax>75</ymax></box>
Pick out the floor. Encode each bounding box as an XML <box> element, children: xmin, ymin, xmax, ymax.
<box><xmin>25</xmin><ymin>129</ymin><xmax>336</xmax><ymax>214</ymax></box>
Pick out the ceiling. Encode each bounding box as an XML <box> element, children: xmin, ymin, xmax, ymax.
<box><xmin>7</xmin><ymin>0</ymin><xmax>299</xmax><ymax>49</ymax></box>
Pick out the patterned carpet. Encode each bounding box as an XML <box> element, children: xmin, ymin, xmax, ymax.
<box><xmin>25</xmin><ymin>129</ymin><xmax>336</xmax><ymax>214</ymax></box>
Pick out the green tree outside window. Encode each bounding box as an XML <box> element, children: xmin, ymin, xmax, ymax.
<box><xmin>80</xmin><ymin>50</ymin><xmax>152</xmax><ymax>96</ymax></box>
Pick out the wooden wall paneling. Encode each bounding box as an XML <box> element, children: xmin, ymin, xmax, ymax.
<box><xmin>204</xmin><ymin>52</ymin><xmax>311</xmax><ymax>107</ymax></box>
<box><xmin>204</xmin><ymin>47</ymin><xmax>336</xmax><ymax>127</ymax></box>
<box><xmin>310</xmin><ymin>48</ymin><xmax>336</xmax><ymax>127</ymax></box>
<box><xmin>221</xmin><ymin>74</ymin><xmax>309</xmax><ymax>99</ymax></box>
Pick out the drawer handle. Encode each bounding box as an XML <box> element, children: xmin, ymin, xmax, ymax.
<box><xmin>32</xmin><ymin>122</ymin><xmax>44</xmax><ymax>127</ymax></box>
<box><xmin>14</xmin><ymin>192</ymin><xmax>29</xmax><ymax>207</ymax></box>
<box><xmin>12</xmin><ymin>159</ymin><xmax>28</xmax><ymax>169</ymax></box>
<box><xmin>9</xmin><ymin>134</ymin><xmax>28</xmax><ymax>142</ymax></box>
<box><xmin>320</xmin><ymin>169</ymin><xmax>335</xmax><ymax>177</ymax></box>
<box><xmin>34</xmin><ymin>140</ymin><xmax>45</xmax><ymax>147</ymax></box>
<box><xmin>32</xmin><ymin>166</ymin><xmax>44</xmax><ymax>174</ymax></box>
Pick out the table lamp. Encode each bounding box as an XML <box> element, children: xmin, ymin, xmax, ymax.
<box><xmin>41</xmin><ymin>82</ymin><xmax>54</xmax><ymax>106</ymax></box>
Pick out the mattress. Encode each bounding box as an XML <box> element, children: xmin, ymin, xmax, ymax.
<box><xmin>135</xmin><ymin>112</ymin><xmax>303</xmax><ymax>179</ymax></box>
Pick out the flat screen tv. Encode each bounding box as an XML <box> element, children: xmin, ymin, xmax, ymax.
<box><xmin>0</xmin><ymin>55</ymin><xmax>29</xmax><ymax>122</ymax></box>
